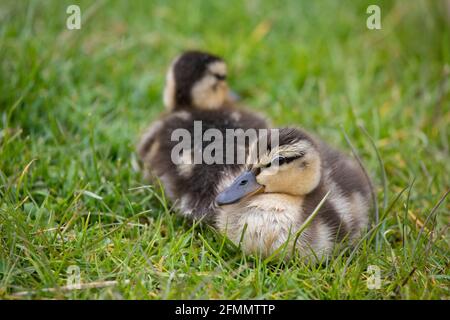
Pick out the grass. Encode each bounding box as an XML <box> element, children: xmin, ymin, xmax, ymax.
<box><xmin>0</xmin><ymin>0</ymin><xmax>449</xmax><ymax>299</ymax></box>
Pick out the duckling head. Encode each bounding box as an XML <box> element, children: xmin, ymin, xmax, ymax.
<box><xmin>216</xmin><ymin>128</ymin><xmax>322</xmax><ymax>206</ymax></box>
<box><xmin>163</xmin><ymin>50</ymin><xmax>229</xmax><ymax>111</ymax></box>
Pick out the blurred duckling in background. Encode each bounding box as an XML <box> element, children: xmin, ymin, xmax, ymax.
<box><xmin>138</xmin><ymin>51</ymin><xmax>268</xmax><ymax>222</ymax></box>
<box><xmin>215</xmin><ymin>127</ymin><xmax>372</xmax><ymax>260</ymax></box>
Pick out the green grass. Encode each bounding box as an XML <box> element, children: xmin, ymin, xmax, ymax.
<box><xmin>0</xmin><ymin>0</ymin><xmax>449</xmax><ymax>299</ymax></box>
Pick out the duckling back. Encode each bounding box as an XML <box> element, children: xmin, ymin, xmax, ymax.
<box><xmin>314</xmin><ymin>140</ymin><xmax>372</xmax><ymax>231</ymax></box>
<box><xmin>292</xmin><ymin>139</ymin><xmax>373</xmax><ymax>257</ymax></box>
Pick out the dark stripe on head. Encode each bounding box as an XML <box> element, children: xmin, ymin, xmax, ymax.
<box><xmin>266</xmin><ymin>127</ymin><xmax>315</xmax><ymax>151</ymax></box>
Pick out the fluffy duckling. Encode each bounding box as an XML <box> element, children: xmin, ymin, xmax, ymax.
<box><xmin>215</xmin><ymin>128</ymin><xmax>372</xmax><ymax>260</ymax></box>
<box><xmin>138</xmin><ymin>51</ymin><xmax>268</xmax><ymax>222</ymax></box>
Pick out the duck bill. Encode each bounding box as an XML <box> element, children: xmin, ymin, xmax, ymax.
<box><xmin>215</xmin><ymin>171</ymin><xmax>264</xmax><ymax>206</ymax></box>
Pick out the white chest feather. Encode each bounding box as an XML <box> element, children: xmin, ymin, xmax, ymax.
<box><xmin>216</xmin><ymin>194</ymin><xmax>304</xmax><ymax>257</ymax></box>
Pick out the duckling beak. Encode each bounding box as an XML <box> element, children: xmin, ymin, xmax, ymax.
<box><xmin>215</xmin><ymin>171</ymin><xmax>264</xmax><ymax>206</ymax></box>
<box><xmin>227</xmin><ymin>90</ymin><xmax>241</xmax><ymax>102</ymax></box>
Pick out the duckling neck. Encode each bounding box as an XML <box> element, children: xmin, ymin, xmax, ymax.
<box><xmin>244</xmin><ymin>193</ymin><xmax>303</xmax><ymax>213</ymax></box>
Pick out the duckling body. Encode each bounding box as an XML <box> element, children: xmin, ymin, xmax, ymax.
<box><xmin>215</xmin><ymin>128</ymin><xmax>372</xmax><ymax>260</ymax></box>
<box><xmin>138</xmin><ymin>51</ymin><xmax>268</xmax><ymax>222</ymax></box>
<box><xmin>139</xmin><ymin>107</ymin><xmax>267</xmax><ymax>221</ymax></box>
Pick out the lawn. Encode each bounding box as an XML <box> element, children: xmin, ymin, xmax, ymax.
<box><xmin>0</xmin><ymin>0</ymin><xmax>449</xmax><ymax>299</ymax></box>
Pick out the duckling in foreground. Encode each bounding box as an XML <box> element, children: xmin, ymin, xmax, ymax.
<box><xmin>138</xmin><ymin>51</ymin><xmax>268</xmax><ymax>222</ymax></box>
<box><xmin>215</xmin><ymin>128</ymin><xmax>372</xmax><ymax>260</ymax></box>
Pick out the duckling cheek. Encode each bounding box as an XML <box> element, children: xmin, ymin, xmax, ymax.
<box><xmin>192</xmin><ymin>76</ymin><xmax>225</xmax><ymax>109</ymax></box>
<box><xmin>256</xmin><ymin>172</ymin><xmax>277</xmax><ymax>192</ymax></box>
<box><xmin>256</xmin><ymin>168</ymin><xmax>300</xmax><ymax>194</ymax></box>
<box><xmin>191</xmin><ymin>76</ymin><xmax>215</xmax><ymax>105</ymax></box>
<box><xmin>213</xmin><ymin>82</ymin><xmax>228</xmax><ymax>102</ymax></box>
<box><xmin>256</xmin><ymin>168</ymin><xmax>285</xmax><ymax>191</ymax></box>
<box><xmin>255</xmin><ymin>173</ymin><xmax>268</xmax><ymax>188</ymax></box>
<box><xmin>218</xmin><ymin>81</ymin><xmax>228</xmax><ymax>91</ymax></box>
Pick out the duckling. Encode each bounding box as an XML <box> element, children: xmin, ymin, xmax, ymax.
<box><xmin>137</xmin><ymin>51</ymin><xmax>268</xmax><ymax>222</ymax></box>
<box><xmin>215</xmin><ymin>127</ymin><xmax>372</xmax><ymax>260</ymax></box>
